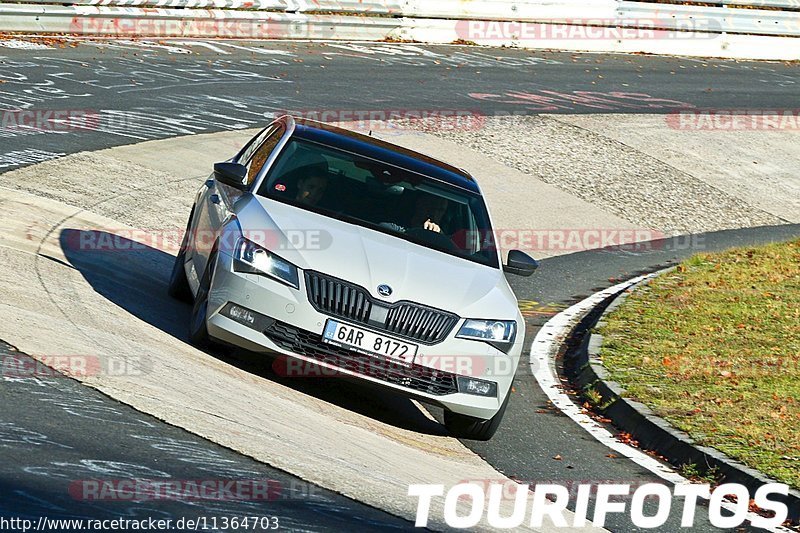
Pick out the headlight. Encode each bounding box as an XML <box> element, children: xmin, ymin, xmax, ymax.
<box><xmin>457</xmin><ymin>319</ymin><xmax>516</xmax><ymax>343</ymax></box>
<box><xmin>234</xmin><ymin>238</ymin><xmax>299</xmax><ymax>289</ymax></box>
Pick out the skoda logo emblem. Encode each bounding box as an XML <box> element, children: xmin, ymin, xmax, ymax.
<box><xmin>377</xmin><ymin>284</ymin><xmax>393</xmax><ymax>298</ymax></box>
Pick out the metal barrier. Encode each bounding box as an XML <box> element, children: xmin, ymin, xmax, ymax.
<box><xmin>1</xmin><ymin>0</ymin><xmax>799</xmax><ymax>59</ymax></box>
<box><xmin>0</xmin><ymin>4</ymin><xmax>402</xmax><ymax>39</ymax></box>
<box><xmin>8</xmin><ymin>0</ymin><xmax>403</xmax><ymax>12</ymax></box>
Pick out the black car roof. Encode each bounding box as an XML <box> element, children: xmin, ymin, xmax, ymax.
<box><xmin>289</xmin><ymin>118</ymin><xmax>480</xmax><ymax>194</ymax></box>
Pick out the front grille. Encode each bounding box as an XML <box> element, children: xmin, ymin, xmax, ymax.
<box><xmin>305</xmin><ymin>271</ymin><xmax>372</xmax><ymax>323</ymax></box>
<box><xmin>264</xmin><ymin>321</ymin><xmax>459</xmax><ymax>396</ymax></box>
<box><xmin>304</xmin><ymin>271</ymin><xmax>459</xmax><ymax>344</ymax></box>
<box><xmin>385</xmin><ymin>304</ymin><xmax>458</xmax><ymax>343</ymax></box>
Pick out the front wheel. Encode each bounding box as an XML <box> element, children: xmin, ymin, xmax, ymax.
<box><xmin>444</xmin><ymin>390</ymin><xmax>511</xmax><ymax>441</ymax></box>
<box><xmin>168</xmin><ymin>247</ymin><xmax>192</xmax><ymax>302</ymax></box>
<box><xmin>188</xmin><ymin>252</ymin><xmax>216</xmax><ymax>348</ymax></box>
<box><xmin>168</xmin><ymin>208</ymin><xmax>194</xmax><ymax>302</ymax></box>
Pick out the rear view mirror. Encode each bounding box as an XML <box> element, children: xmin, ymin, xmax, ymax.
<box><xmin>503</xmin><ymin>250</ymin><xmax>539</xmax><ymax>277</ymax></box>
<box><xmin>213</xmin><ymin>162</ymin><xmax>248</xmax><ymax>190</ymax></box>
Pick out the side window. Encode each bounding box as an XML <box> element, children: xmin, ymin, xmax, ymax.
<box><xmin>237</xmin><ymin>127</ymin><xmax>270</xmax><ymax>164</ymax></box>
<box><xmin>241</xmin><ymin>125</ymin><xmax>285</xmax><ymax>186</ymax></box>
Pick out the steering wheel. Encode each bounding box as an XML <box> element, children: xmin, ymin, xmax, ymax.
<box><xmin>404</xmin><ymin>227</ymin><xmax>457</xmax><ymax>251</ymax></box>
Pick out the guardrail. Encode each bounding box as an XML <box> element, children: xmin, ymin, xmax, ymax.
<box><xmin>6</xmin><ymin>0</ymin><xmax>403</xmax><ymax>12</ymax></box>
<box><xmin>702</xmin><ymin>0</ymin><xmax>799</xmax><ymax>8</ymax></box>
<box><xmin>0</xmin><ymin>4</ymin><xmax>402</xmax><ymax>39</ymax></box>
<box><xmin>1</xmin><ymin>0</ymin><xmax>799</xmax><ymax>60</ymax></box>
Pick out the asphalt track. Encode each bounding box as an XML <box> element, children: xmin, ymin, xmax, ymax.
<box><xmin>0</xmin><ymin>343</ymin><xmax>413</xmax><ymax>531</ymax></box>
<box><xmin>1</xmin><ymin>40</ymin><xmax>799</xmax><ymax>531</ymax></box>
<box><xmin>2</xmin><ymin>40</ymin><xmax>800</xmax><ymax>170</ymax></box>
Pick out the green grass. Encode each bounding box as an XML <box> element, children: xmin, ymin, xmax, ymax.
<box><xmin>679</xmin><ymin>463</ymin><xmax>722</xmax><ymax>485</ymax></box>
<box><xmin>599</xmin><ymin>238</ymin><xmax>800</xmax><ymax>489</ymax></box>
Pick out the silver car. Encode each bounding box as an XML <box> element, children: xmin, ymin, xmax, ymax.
<box><xmin>169</xmin><ymin>116</ymin><xmax>538</xmax><ymax>440</ymax></box>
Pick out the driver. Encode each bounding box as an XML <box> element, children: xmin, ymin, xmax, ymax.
<box><xmin>408</xmin><ymin>194</ymin><xmax>448</xmax><ymax>234</ymax></box>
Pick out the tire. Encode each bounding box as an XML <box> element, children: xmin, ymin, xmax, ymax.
<box><xmin>444</xmin><ymin>389</ymin><xmax>511</xmax><ymax>441</ymax></box>
<box><xmin>188</xmin><ymin>251</ymin><xmax>216</xmax><ymax>348</ymax></box>
<box><xmin>167</xmin><ymin>208</ymin><xmax>194</xmax><ymax>302</ymax></box>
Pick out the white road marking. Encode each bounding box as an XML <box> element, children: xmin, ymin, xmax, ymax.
<box><xmin>0</xmin><ymin>40</ymin><xmax>52</xmax><ymax>50</ymax></box>
<box><xmin>82</xmin><ymin>40</ymin><xmax>193</xmax><ymax>54</ymax></box>
<box><xmin>0</xmin><ymin>150</ymin><xmax>66</xmax><ymax>169</ymax></box>
<box><xmin>117</xmin><ymin>40</ymin><xmax>193</xmax><ymax>54</ymax></box>
<box><xmin>529</xmin><ymin>275</ymin><xmax>793</xmax><ymax>532</ymax></box>
<box><xmin>214</xmin><ymin>42</ymin><xmax>297</xmax><ymax>56</ymax></box>
<box><xmin>170</xmin><ymin>41</ymin><xmax>231</xmax><ymax>54</ymax></box>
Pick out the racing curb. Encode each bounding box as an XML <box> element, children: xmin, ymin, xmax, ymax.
<box><xmin>570</xmin><ymin>273</ymin><xmax>800</xmax><ymax>523</ymax></box>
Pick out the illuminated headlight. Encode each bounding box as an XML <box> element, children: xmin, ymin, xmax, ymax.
<box><xmin>234</xmin><ymin>238</ymin><xmax>299</xmax><ymax>289</ymax></box>
<box><xmin>457</xmin><ymin>320</ymin><xmax>516</xmax><ymax>343</ymax></box>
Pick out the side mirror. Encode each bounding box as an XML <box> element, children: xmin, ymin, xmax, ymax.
<box><xmin>503</xmin><ymin>250</ymin><xmax>539</xmax><ymax>277</ymax></box>
<box><xmin>213</xmin><ymin>162</ymin><xmax>248</xmax><ymax>190</ymax></box>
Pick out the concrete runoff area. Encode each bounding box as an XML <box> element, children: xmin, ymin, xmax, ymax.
<box><xmin>0</xmin><ymin>118</ymin><xmax>797</xmax><ymax>528</ymax></box>
<box><xmin>552</xmin><ymin>114</ymin><xmax>800</xmax><ymax>225</ymax></box>
<box><xmin>405</xmin><ymin>115</ymin><xmax>795</xmax><ymax>234</ymax></box>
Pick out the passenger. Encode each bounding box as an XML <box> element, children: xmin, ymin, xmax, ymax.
<box><xmin>295</xmin><ymin>173</ymin><xmax>329</xmax><ymax>206</ymax></box>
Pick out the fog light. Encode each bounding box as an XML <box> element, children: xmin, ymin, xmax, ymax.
<box><xmin>220</xmin><ymin>303</ymin><xmax>273</xmax><ymax>331</ymax></box>
<box><xmin>457</xmin><ymin>376</ymin><xmax>498</xmax><ymax>397</ymax></box>
<box><xmin>229</xmin><ymin>305</ymin><xmax>255</xmax><ymax>325</ymax></box>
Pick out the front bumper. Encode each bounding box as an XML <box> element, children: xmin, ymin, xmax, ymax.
<box><xmin>206</xmin><ymin>250</ymin><xmax>522</xmax><ymax>420</ymax></box>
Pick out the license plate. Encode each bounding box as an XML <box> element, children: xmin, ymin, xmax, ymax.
<box><xmin>322</xmin><ymin>320</ymin><xmax>418</xmax><ymax>365</ymax></box>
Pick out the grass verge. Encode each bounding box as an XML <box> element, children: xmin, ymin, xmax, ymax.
<box><xmin>599</xmin><ymin>238</ymin><xmax>800</xmax><ymax>489</ymax></box>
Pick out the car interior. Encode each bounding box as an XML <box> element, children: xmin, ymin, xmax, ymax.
<box><xmin>259</xmin><ymin>140</ymin><xmax>494</xmax><ymax>261</ymax></box>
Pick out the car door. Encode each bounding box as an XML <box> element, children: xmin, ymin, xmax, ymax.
<box><xmin>189</xmin><ymin>123</ymin><xmax>287</xmax><ymax>285</ymax></box>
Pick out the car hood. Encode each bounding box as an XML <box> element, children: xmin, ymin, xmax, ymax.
<box><xmin>235</xmin><ymin>195</ymin><xmax>518</xmax><ymax>318</ymax></box>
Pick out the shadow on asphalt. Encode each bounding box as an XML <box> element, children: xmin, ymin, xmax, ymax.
<box><xmin>0</xmin><ymin>343</ymin><xmax>416</xmax><ymax>531</ymax></box>
<box><xmin>59</xmin><ymin>229</ymin><xmax>448</xmax><ymax>437</ymax></box>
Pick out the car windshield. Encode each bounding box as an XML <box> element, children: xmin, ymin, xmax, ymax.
<box><xmin>256</xmin><ymin>139</ymin><xmax>499</xmax><ymax>268</ymax></box>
